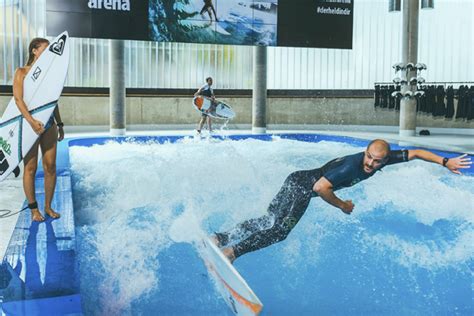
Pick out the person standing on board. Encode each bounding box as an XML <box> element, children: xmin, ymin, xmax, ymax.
<box><xmin>200</xmin><ymin>0</ymin><xmax>219</xmax><ymax>22</ymax></box>
<box><xmin>13</xmin><ymin>38</ymin><xmax>65</xmax><ymax>222</ymax></box>
<box><xmin>212</xmin><ymin>139</ymin><xmax>472</xmax><ymax>263</ymax></box>
<box><xmin>195</xmin><ymin>77</ymin><xmax>216</xmax><ymax>134</ymax></box>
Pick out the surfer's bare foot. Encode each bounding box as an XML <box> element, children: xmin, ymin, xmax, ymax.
<box><xmin>31</xmin><ymin>209</ymin><xmax>45</xmax><ymax>222</ymax></box>
<box><xmin>210</xmin><ymin>235</ymin><xmax>221</xmax><ymax>247</ymax></box>
<box><xmin>222</xmin><ymin>247</ymin><xmax>236</xmax><ymax>264</ymax></box>
<box><xmin>45</xmin><ymin>208</ymin><xmax>60</xmax><ymax>219</ymax></box>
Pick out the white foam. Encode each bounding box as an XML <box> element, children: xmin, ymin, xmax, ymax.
<box><xmin>70</xmin><ymin>138</ymin><xmax>473</xmax><ymax>311</ymax></box>
<box><xmin>358</xmin><ymin>163</ymin><xmax>474</xmax><ymax>225</ymax></box>
<box><xmin>360</xmin><ymin>230</ymin><xmax>474</xmax><ymax>270</ymax></box>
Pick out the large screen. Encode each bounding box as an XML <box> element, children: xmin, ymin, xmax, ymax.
<box><xmin>46</xmin><ymin>0</ymin><xmax>353</xmax><ymax>49</ymax></box>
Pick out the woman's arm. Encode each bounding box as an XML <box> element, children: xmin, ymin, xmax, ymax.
<box><xmin>53</xmin><ymin>106</ymin><xmax>64</xmax><ymax>141</ymax></box>
<box><xmin>13</xmin><ymin>68</ymin><xmax>44</xmax><ymax>134</ymax></box>
<box><xmin>53</xmin><ymin>106</ymin><xmax>62</xmax><ymax>125</ymax></box>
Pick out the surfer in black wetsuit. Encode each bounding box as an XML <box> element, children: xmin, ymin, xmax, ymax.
<box><xmin>213</xmin><ymin>139</ymin><xmax>471</xmax><ymax>263</ymax></box>
<box><xmin>200</xmin><ymin>0</ymin><xmax>219</xmax><ymax>22</ymax></box>
<box><xmin>194</xmin><ymin>77</ymin><xmax>216</xmax><ymax>134</ymax></box>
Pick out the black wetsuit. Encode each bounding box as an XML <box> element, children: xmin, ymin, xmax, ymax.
<box><xmin>197</xmin><ymin>84</ymin><xmax>215</xmax><ymax>117</ymax></box>
<box><xmin>216</xmin><ymin>150</ymin><xmax>409</xmax><ymax>259</ymax></box>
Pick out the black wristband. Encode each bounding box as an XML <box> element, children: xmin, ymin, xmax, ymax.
<box><xmin>57</xmin><ymin>122</ymin><xmax>64</xmax><ymax>128</ymax></box>
<box><xmin>442</xmin><ymin>157</ymin><xmax>449</xmax><ymax>166</ymax></box>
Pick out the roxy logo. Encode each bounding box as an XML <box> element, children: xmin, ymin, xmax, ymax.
<box><xmin>49</xmin><ymin>34</ymin><xmax>67</xmax><ymax>56</ymax></box>
<box><xmin>87</xmin><ymin>0</ymin><xmax>130</xmax><ymax>11</ymax></box>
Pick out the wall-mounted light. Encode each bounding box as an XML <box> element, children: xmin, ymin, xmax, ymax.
<box><xmin>389</xmin><ymin>0</ymin><xmax>401</xmax><ymax>12</ymax></box>
<box><xmin>421</xmin><ymin>0</ymin><xmax>434</xmax><ymax>9</ymax></box>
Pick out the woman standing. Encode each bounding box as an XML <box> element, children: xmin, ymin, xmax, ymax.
<box><xmin>13</xmin><ymin>38</ymin><xmax>64</xmax><ymax>222</ymax></box>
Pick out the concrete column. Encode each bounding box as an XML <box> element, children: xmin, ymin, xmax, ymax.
<box><xmin>109</xmin><ymin>40</ymin><xmax>126</xmax><ymax>136</ymax></box>
<box><xmin>399</xmin><ymin>0</ymin><xmax>419</xmax><ymax>137</ymax></box>
<box><xmin>252</xmin><ymin>46</ymin><xmax>267</xmax><ymax>134</ymax></box>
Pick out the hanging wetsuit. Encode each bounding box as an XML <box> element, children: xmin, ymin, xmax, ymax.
<box><xmin>395</xmin><ymin>85</ymin><xmax>401</xmax><ymax>111</ymax></box>
<box><xmin>434</xmin><ymin>85</ymin><xmax>446</xmax><ymax>117</ymax></box>
<box><xmin>445</xmin><ymin>86</ymin><xmax>455</xmax><ymax>119</ymax></box>
<box><xmin>456</xmin><ymin>85</ymin><xmax>467</xmax><ymax>119</ymax></box>
<box><xmin>215</xmin><ymin>150</ymin><xmax>410</xmax><ymax>259</ymax></box>
<box><xmin>426</xmin><ymin>86</ymin><xmax>436</xmax><ymax>116</ymax></box>
<box><xmin>467</xmin><ymin>86</ymin><xmax>474</xmax><ymax>121</ymax></box>
<box><xmin>418</xmin><ymin>85</ymin><xmax>427</xmax><ymax>113</ymax></box>
<box><xmin>388</xmin><ymin>85</ymin><xmax>396</xmax><ymax>109</ymax></box>
<box><xmin>380</xmin><ymin>86</ymin><xmax>388</xmax><ymax>109</ymax></box>
<box><xmin>374</xmin><ymin>85</ymin><xmax>380</xmax><ymax>108</ymax></box>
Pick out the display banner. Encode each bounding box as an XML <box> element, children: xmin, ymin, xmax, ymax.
<box><xmin>46</xmin><ymin>0</ymin><xmax>353</xmax><ymax>49</ymax></box>
<box><xmin>277</xmin><ymin>0</ymin><xmax>353</xmax><ymax>49</ymax></box>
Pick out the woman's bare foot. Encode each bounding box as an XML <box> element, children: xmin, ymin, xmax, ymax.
<box><xmin>45</xmin><ymin>208</ymin><xmax>60</xmax><ymax>219</ymax></box>
<box><xmin>31</xmin><ymin>209</ymin><xmax>45</xmax><ymax>222</ymax></box>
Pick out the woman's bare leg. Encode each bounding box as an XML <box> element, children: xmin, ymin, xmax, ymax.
<box><xmin>39</xmin><ymin>124</ymin><xmax>60</xmax><ymax>219</ymax></box>
<box><xmin>23</xmin><ymin>140</ymin><xmax>43</xmax><ymax>222</ymax></box>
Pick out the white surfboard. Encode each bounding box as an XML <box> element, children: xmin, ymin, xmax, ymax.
<box><xmin>193</xmin><ymin>96</ymin><xmax>236</xmax><ymax>120</ymax></box>
<box><xmin>0</xmin><ymin>31</ymin><xmax>70</xmax><ymax>181</ymax></box>
<box><xmin>198</xmin><ymin>237</ymin><xmax>263</xmax><ymax>316</ymax></box>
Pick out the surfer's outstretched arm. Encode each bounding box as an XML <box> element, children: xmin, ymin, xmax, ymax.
<box><xmin>407</xmin><ymin>150</ymin><xmax>471</xmax><ymax>175</ymax></box>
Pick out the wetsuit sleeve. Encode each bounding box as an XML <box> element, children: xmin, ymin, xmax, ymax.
<box><xmin>385</xmin><ymin>150</ymin><xmax>409</xmax><ymax>165</ymax></box>
<box><xmin>323</xmin><ymin>159</ymin><xmax>354</xmax><ymax>188</ymax></box>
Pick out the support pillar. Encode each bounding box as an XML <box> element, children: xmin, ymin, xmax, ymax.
<box><xmin>252</xmin><ymin>46</ymin><xmax>267</xmax><ymax>134</ymax></box>
<box><xmin>399</xmin><ymin>0</ymin><xmax>419</xmax><ymax>137</ymax></box>
<box><xmin>109</xmin><ymin>40</ymin><xmax>126</xmax><ymax>136</ymax></box>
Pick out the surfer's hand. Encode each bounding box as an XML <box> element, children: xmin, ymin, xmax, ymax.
<box><xmin>445</xmin><ymin>154</ymin><xmax>472</xmax><ymax>175</ymax></box>
<box><xmin>29</xmin><ymin>119</ymin><xmax>44</xmax><ymax>134</ymax></box>
<box><xmin>340</xmin><ymin>200</ymin><xmax>354</xmax><ymax>214</ymax></box>
<box><xmin>58</xmin><ymin>125</ymin><xmax>64</xmax><ymax>141</ymax></box>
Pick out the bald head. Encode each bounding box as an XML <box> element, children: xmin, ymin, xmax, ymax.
<box><xmin>367</xmin><ymin>139</ymin><xmax>391</xmax><ymax>157</ymax></box>
<box><xmin>362</xmin><ymin>139</ymin><xmax>391</xmax><ymax>173</ymax></box>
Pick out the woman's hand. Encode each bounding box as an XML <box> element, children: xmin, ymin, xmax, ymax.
<box><xmin>58</xmin><ymin>125</ymin><xmax>64</xmax><ymax>141</ymax></box>
<box><xmin>29</xmin><ymin>118</ymin><xmax>45</xmax><ymax>135</ymax></box>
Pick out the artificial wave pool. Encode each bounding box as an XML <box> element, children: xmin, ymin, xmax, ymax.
<box><xmin>68</xmin><ymin>135</ymin><xmax>473</xmax><ymax>315</ymax></box>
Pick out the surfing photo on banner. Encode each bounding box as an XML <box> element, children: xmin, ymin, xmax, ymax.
<box><xmin>148</xmin><ymin>0</ymin><xmax>278</xmax><ymax>46</ymax></box>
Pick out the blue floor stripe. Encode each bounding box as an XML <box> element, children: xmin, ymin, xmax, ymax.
<box><xmin>1</xmin><ymin>139</ymin><xmax>81</xmax><ymax>315</ymax></box>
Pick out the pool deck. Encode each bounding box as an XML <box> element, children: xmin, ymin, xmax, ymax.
<box><xmin>0</xmin><ymin>127</ymin><xmax>472</xmax><ymax>314</ymax></box>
